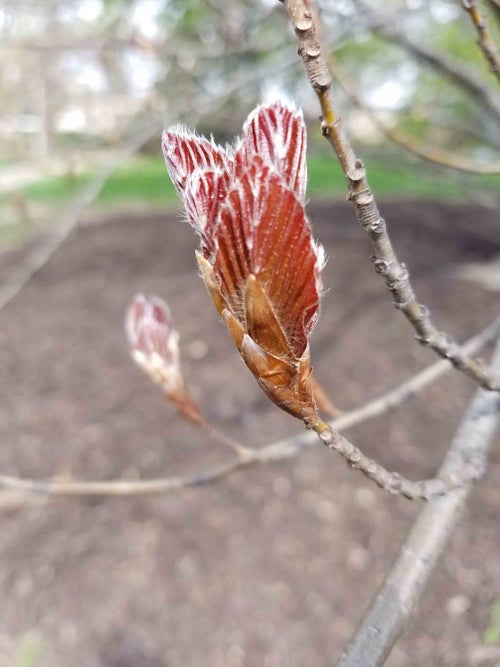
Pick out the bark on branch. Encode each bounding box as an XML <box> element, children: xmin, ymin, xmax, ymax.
<box><xmin>312</xmin><ymin>420</ymin><xmax>481</xmax><ymax>501</ymax></box>
<box><xmin>337</xmin><ymin>337</ymin><xmax>500</xmax><ymax>666</ymax></box>
<box><xmin>281</xmin><ymin>0</ymin><xmax>500</xmax><ymax>392</ymax></box>
<box><xmin>461</xmin><ymin>0</ymin><xmax>500</xmax><ymax>83</ymax></box>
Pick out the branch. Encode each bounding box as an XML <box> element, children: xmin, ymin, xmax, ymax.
<box><xmin>330</xmin><ymin>58</ymin><xmax>500</xmax><ymax>175</ymax></box>
<box><xmin>1</xmin><ymin>315</ymin><xmax>498</xmax><ymax>499</ymax></box>
<box><xmin>461</xmin><ymin>0</ymin><xmax>500</xmax><ymax>83</ymax></box>
<box><xmin>337</xmin><ymin>336</ymin><xmax>500</xmax><ymax>667</ymax></box>
<box><xmin>281</xmin><ymin>0</ymin><xmax>500</xmax><ymax>392</ymax></box>
<box><xmin>354</xmin><ymin>0</ymin><xmax>500</xmax><ymax>118</ymax></box>
<box><xmin>312</xmin><ymin>420</ymin><xmax>481</xmax><ymax>500</ymax></box>
<box><xmin>0</xmin><ymin>121</ymin><xmax>162</xmax><ymax>316</ymax></box>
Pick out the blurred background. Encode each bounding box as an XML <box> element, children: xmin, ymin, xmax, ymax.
<box><xmin>0</xmin><ymin>0</ymin><xmax>499</xmax><ymax>248</ymax></box>
<box><xmin>1</xmin><ymin>2</ymin><xmax>500</xmax><ymax>667</ymax></box>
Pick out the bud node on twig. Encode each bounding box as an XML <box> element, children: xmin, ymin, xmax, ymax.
<box><xmin>414</xmin><ymin>303</ymin><xmax>430</xmax><ymax>321</ymax></box>
<box><xmin>368</xmin><ymin>217</ymin><xmax>385</xmax><ymax>234</ymax></box>
<box><xmin>305</xmin><ymin>46</ymin><xmax>321</xmax><ymax>58</ymax></box>
<box><xmin>373</xmin><ymin>258</ymin><xmax>392</xmax><ymax>274</ymax></box>
<box><xmin>357</xmin><ymin>193</ymin><xmax>373</xmax><ymax>207</ymax></box>
<box><xmin>346</xmin><ymin>166</ymin><xmax>365</xmax><ymax>183</ymax></box>
<box><xmin>347</xmin><ymin>450</ymin><xmax>362</xmax><ymax>467</ymax></box>
<box><xmin>295</xmin><ymin>18</ymin><xmax>313</xmax><ymax>32</ymax></box>
<box><xmin>387</xmin><ymin>264</ymin><xmax>410</xmax><ymax>288</ymax></box>
<box><xmin>415</xmin><ymin>333</ymin><xmax>438</xmax><ymax>347</ymax></box>
<box><xmin>393</xmin><ymin>296</ymin><xmax>414</xmax><ymax>310</ymax></box>
<box><xmin>313</xmin><ymin>75</ymin><xmax>331</xmax><ymax>93</ymax></box>
<box><xmin>387</xmin><ymin>473</ymin><xmax>404</xmax><ymax>495</ymax></box>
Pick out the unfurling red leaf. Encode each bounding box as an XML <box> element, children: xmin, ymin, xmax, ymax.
<box><xmin>162</xmin><ymin>102</ymin><xmax>325</xmax><ymax>426</ymax></box>
<box><xmin>237</xmin><ymin>102</ymin><xmax>307</xmax><ymax>203</ymax></box>
<box><xmin>162</xmin><ymin>128</ymin><xmax>229</xmax><ymax>197</ymax></box>
<box><xmin>214</xmin><ymin>155</ymin><xmax>321</xmax><ymax>359</ymax></box>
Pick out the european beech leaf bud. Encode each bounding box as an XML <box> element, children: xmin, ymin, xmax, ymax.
<box><xmin>162</xmin><ymin>102</ymin><xmax>325</xmax><ymax>425</ymax></box>
<box><xmin>126</xmin><ymin>294</ymin><xmax>203</xmax><ymax>424</ymax></box>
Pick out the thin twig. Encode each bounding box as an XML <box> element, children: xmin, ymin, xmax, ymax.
<box><xmin>337</xmin><ymin>337</ymin><xmax>500</xmax><ymax>667</ymax></box>
<box><xmin>332</xmin><ymin>315</ymin><xmax>499</xmax><ymax>429</ymax></box>
<box><xmin>281</xmin><ymin>0</ymin><xmax>500</xmax><ymax>392</ymax></box>
<box><xmin>353</xmin><ymin>0</ymin><xmax>500</xmax><ymax>118</ymax></box>
<box><xmin>330</xmin><ymin>58</ymin><xmax>500</xmax><ymax>175</ymax></box>
<box><xmin>1</xmin><ymin>316</ymin><xmax>498</xmax><ymax>499</ymax></box>
<box><xmin>0</xmin><ymin>121</ymin><xmax>162</xmax><ymax>316</ymax></box>
<box><xmin>312</xmin><ymin>418</ymin><xmax>481</xmax><ymax>500</ymax></box>
<box><xmin>202</xmin><ymin>421</ymin><xmax>256</xmax><ymax>457</ymax></box>
<box><xmin>461</xmin><ymin>0</ymin><xmax>500</xmax><ymax>82</ymax></box>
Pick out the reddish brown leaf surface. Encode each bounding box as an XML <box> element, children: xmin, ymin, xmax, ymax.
<box><xmin>183</xmin><ymin>170</ymin><xmax>230</xmax><ymax>257</ymax></box>
<box><xmin>214</xmin><ymin>156</ymin><xmax>321</xmax><ymax>358</ymax></box>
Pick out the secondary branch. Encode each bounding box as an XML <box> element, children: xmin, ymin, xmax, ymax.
<box><xmin>281</xmin><ymin>0</ymin><xmax>500</xmax><ymax>391</ymax></box>
<box><xmin>461</xmin><ymin>0</ymin><xmax>500</xmax><ymax>83</ymax></box>
<box><xmin>337</xmin><ymin>336</ymin><xmax>500</xmax><ymax>666</ymax></box>
<box><xmin>1</xmin><ymin>316</ymin><xmax>498</xmax><ymax>500</ymax></box>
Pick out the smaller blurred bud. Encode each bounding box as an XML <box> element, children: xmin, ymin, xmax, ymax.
<box><xmin>126</xmin><ymin>294</ymin><xmax>181</xmax><ymax>391</ymax></box>
<box><xmin>126</xmin><ymin>294</ymin><xmax>204</xmax><ymax>424</ymax></box>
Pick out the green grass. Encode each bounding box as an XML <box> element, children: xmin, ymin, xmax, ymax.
<box><xmin>1</xmin><ymin>150</ymin><xmax>496</xmax><ymax>250</ymax></box>
<box><xmin>20</xmin><ymin>157</ymin><xmax>177</xmax><ymax>207</ymax></box>
<box><xmin>16</xmin><ymin>152</ymin><xmax>500</xmax><ymax>210</ymax></box>
<box><xmin>98</xmin><ymin>157</ymin><xmax>177</xmax><ymax>204</ymax></box>
<box><xmin>23</xmin><ymin>172</ymin><xmax>92</xmax><ymax>202</ymax></box>
<box><xmin>483</xmin><ymin>600</ymin><xmax>500</xmax><ymax>645</ymax></box>
<box><xmin>307</xmin><ymin>153</ymin><xmax>499</xmax><ymax>200</ymax></box>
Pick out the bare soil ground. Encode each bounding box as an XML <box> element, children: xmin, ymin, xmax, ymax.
<box><xmin>0</xmin><ymin>201</ymin><xmax>499</xmax><ymax>667</ymax></box>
